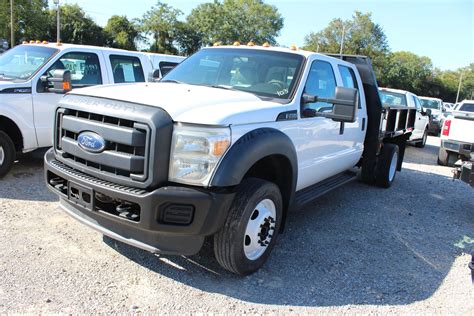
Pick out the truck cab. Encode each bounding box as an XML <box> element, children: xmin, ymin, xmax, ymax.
<box><xmin>44</xmin><ymin>45</ymin><xmax>414</xmax><ymax>275</ymax></box>
<box><xmin>0</xmin><ymin>42</ymin><xmax>183</xmax><ymax>177</ymax></box>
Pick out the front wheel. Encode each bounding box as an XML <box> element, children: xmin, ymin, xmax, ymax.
<box><xmin>214</xmin><ymin>178</ymin><xmax>283</xmax><ymax>275</ymax></box>
<box><xmin>375</xmin><ymin>143</ymin><xmax>399</xmax><ymax>188</ymax></box>
<box><xmin>0</xmin><ymin>131</ymin><xmax>16</xmax><ymax>178</ymax></box>
<box><xmin>415</xmin><ymin>129</ymin><xmax>428</xmax><ymax>148</ymax></box>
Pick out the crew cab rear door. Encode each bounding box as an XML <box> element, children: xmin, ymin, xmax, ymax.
<box><xmin>101</xmin><ymin>51</ymin><xmax>150</xmax><ymax>84</ymax></box>
<box><xmin>293</xmin><ymin>56</ymin><xmax>365</xmax><ymax>190</ymax></box>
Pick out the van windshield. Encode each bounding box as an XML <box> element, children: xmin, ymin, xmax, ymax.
<box><xmin>163</xmin><ymin>48</ymin><xmax>305</xmax><ymax>100</ymax></box>
<box><xmin>419</xmin><ymin>98</ymin><xmax>441</xmax><ymax>109</ymax></box>
<box><xmin>0</xmin><ymin>45</ymin><xmax>59</xmax><ymax>81</ymax></box>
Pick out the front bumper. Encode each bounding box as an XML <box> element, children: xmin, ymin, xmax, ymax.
<box><xmin>428</xmin><ymin>118</ymin><xmax>442</xmax><ymax>134</ymax></box>
<box><xmin>441</xmin><ymin>139</ymin><xmax>474</xmax><ymax>158</ymax></box>
<box><xmin>44</xmin><ymin>149</ymin><xmax>235</xmax><ymax>255</ymax></box>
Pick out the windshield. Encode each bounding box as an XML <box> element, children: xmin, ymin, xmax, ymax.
<box><xmin>163</xmin><ymin>48</ymin><xmax>305</xmax><ymax>100</ymax></box>
<box><xmin>0</xmin><ymin>45</ymin><xmax>58</xmax><ymax>81</ymax></box>
<box><xmin>458</xmin><ymin>102</ymin><xmax>474</xmax><ymax>112</ymax></box>
<box><xmin>419</xmin><ymin>98</ymin><xmax>441</xmax><ymax>109</ymax></box>
<box><xmin>379</xmin><ymin>90</ymin><xmax>407</xmax><ymax>106</ymax></box>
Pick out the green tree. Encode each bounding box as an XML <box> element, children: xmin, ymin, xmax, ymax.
<box><xmin>140</xmin><ymin>1</ymin><xmax>182</xmax><ymax>54</ymax></box>
<box><xmin>174</xmin><ymin>21</ymin><xmax>203</xmax><ymax>55</ymax></box>
<box><xmin>104</xmin><ymin>15</ymin><xmax>139</xmax><ymax>50</ymax></box>
<box><xmin>303</xmin><ymin>11</ymin><xmax>389</xmax><ymax>80</ymax></box>
<box><xmin>0</xmin><ymin>0</ymin><xmax>49</xmax><ymax>45</ymax></box>
<box><xmin>187</xmin><ymin>0</ymin><xmax>283</xmax><ymax>46</ymax></box>
<box><xmin>381</xmin><ymin>51</ymin><xmax>434</xmax><ymax>95</ymax></box>
<box><xmin>45</xmin><ymin>4</ymin><xmax>106</xmax><ymax>46</ymax></box>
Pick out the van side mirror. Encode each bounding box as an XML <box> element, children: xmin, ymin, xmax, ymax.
<box><xmin>47</xmin><ymin>69</ymin><xmax>72</xmax><ymax>94</ymax></box>
<box><xmin>151</xmin><ymin>69</ymin><xmax>161</xmax><ymax>82</ymax></box>
<box><xmin>301</xmin><ymin>87</ymin><xmax>358</xmax><ymax>123</ymax></box>
<box><xmin>425</xmin><ymin>108</ymin><xmax>432</xmax><ymax>117</ymax></box>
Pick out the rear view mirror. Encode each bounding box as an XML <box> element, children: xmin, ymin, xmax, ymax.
<box><xmin>301</xmin><ymin>87</ymin><xmax>358</xmax><ymax>123</ymax></box>
<box><xmin>426</xmin><ymin>109</ymin><xmax>432</xmax><ymax>117</ymax></box>
<box><xmin>47</xmin><ymin>69</ymin><xmax>72</xmax><ymax>94</ymax></box>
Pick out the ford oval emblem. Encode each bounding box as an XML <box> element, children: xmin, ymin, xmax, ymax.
<box><xmin>77</xmin><ymin>131</ymin><xmax>106</xmax><ymax>153</ymax></box>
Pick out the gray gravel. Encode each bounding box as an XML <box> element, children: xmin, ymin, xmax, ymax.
<box><xmin>0</xmin><ymin>136</ymin><xmax>473</xmax><ymax>314</ymax></box>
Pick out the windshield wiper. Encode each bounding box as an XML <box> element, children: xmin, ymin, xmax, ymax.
<box><xmin>208</xmin><ymin>84</ymin><xmax>237</xmax><ymax>91</ymax></box>
<box><xmin>0</xmin><ymin>73</ymin><xmax>14</xmax><ymax>80</ymax></box>
<box><xmin>160</xmin><ymin>79</ymin><xmax>184</xmax><ymax>84</ymax></box>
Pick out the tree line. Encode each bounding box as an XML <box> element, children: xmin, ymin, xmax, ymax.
<box><xmin>0</xmin><ymin>0</ymin><xmax>472</xmax><ymax>102</ymax></box>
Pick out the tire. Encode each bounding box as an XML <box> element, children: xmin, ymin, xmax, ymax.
<box><xmin>437</xmin><ymin>147</ymin><xmax>449</xmax><ymax>166</ymax></box>
<box><xmin>437</xmin><ymin>147</ymin><xmax>458</xmax><ymax>166</ymax></box>
<box><xmin>375</xmin><ymin>143</ymin><xmax>399</xmax><ymax>188</ymax></box>
<box><xmin>214</xmin><ymin>178</ymin><xmax>283</xmax><ymax>275</ymax></box>
<box><xmin>0</xmin><ymin>130</ymin><xmax>16</xmax><ymax>178</ymax></box>
<box><xmin>415</xmin><ymin>129</ymin><xmax>428</xmax><ymax>148</ymax></box>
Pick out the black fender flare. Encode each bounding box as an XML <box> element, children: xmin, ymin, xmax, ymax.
<box><xmin>211</xmin><ymin>128</ymin><xmax>298</xmax><ymax>211</ymax></box>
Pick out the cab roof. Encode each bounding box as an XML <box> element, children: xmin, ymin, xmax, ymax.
<box><xmin>20</xmin><ymin>42</ymin><xmax>140</xmax><ymax>54</ymax></box>
<box><xmin>419</xmin><ymin>96</ymin><xmax>442</xmax><ymax>101</ymax></box>
<box><xmin>379</xmin><ymin>87</ymin><xmax>414</xmax><ymax>95</ymax></box>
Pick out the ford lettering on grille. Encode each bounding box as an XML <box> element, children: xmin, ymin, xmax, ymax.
<box><xmin>77</xmin><ymin>132</ymin><xmax>106</xmax><ymax>153</ymax></box>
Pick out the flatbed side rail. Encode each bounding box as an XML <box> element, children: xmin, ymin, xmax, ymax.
<box><xmin>381</xmin><ymin>105</ymin><xmax>416</xmax><ymax>139</ymax></box>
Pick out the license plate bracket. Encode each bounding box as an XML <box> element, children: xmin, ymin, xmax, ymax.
<box><xmin>68</xmin><ymin>182</ymin><xmax>93</xmax><ymax>211</ymax></box>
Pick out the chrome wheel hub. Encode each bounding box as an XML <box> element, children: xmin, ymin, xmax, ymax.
<box><xmin>389</xmin><ymin>151</ymin><xmax>398</xmax><ymax>182</ymax></box>
<box><xmin>0</xmin><ymin>146</ymin><xmax>4</xmax><ymax>165</ymax></box>
<box><xmin>243</xmin><ymin>199</ymin><xmax>276</xmax><ymax>261</ymax></box>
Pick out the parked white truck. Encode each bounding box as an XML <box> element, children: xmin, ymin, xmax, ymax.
<box><xmin>438</xmin><ymin>100</ymin><xmax>474</xmax><ymax>166</ymax></box>
<box><xmin>44</xmin><ymin>45</ymin><xmax>415</xmax><ymax>275</ymax></box>
<box><xmin>0</xmin><ymin>42</ymin><xmax>183</xmax><ymax>177</ymax></box>
<box><xmin>379</xmin><ymin>87</ymin><xmax>429</xmax><ymax>147</ymax></box>
<box><xmin>419</xmin><ymin>96</ymin><xmax>444</xmax><ymax>135</ymax></box>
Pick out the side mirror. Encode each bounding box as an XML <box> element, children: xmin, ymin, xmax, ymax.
<box><xmin>301</xmin><ymin>87</ymin><xmax>358</xmax><ymax>123</ymax></box>
<box><xmin>48</xmin><ymin>69</ymin><xmax>72</xmax><ymax>94</ymax></box>
<box><xmin>426</xmin><ymin>108</ymin><xmax>432</xmax><ymax>117</ymax></box>
<box><xmin>151</xmin><ymin>69</ymin><xmax>161</xmax><ymax>82</ymax></box>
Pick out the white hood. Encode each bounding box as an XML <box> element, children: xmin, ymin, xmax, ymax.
<box><xmin>0</xmin><ymin>80</ymin><xmax>32</xmax><ymax>92</ymax></box>
<box><xmin>70</xmin><ymin>82</ymin><xmax>289</xmax><ymax>125</ymax></box>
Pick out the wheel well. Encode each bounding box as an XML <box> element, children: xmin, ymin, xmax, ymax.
<box><xmin>243</xmin><ymin>155</ymin><xmax>294</xmax><ymax>225</ymax></box>
<box><xmin>0</xmin><ymin>116</ymin><xmax>23</xmax><ymax>151</ymax></box>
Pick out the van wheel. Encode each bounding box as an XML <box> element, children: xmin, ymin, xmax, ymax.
<box><xmin>415</xmin><ymin>129</ymin><xmax>427</xmax><ymax>148</ymax></box>
<box><xmin>0</xmin><ymin>131</ymin><xmax>16</xmax><ymax>178</ymax></box>
<box><xmin>375</xmin><ymin>143</ymin><xmax>399</xmax><ymax>188</ymax></box>
<box><xmin>214</xmin><ymin>178</ymin><xmax>282</xmax><ymax>275</ymax></box>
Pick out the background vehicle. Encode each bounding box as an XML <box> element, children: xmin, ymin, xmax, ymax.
<box><xmin>380</xmin><ymin>87</ymin><xmax>429</xmax><ymax>147</ymax></box>
<box><xmin>0</xmin><ymin>42</ymin><xmax>183</xmax><ymax>177</ymax></box>
<box><xmin>438</xmin><ymin>100</ymin><xmax>474</xmax><ymax>166</ymax></box>
<box><xmin>45</xmin><ymin>45</ymin><xmax>415</xmax><ymax>275</ymax></box>
<box><xmin>419</xmin><ymin>96</ymin><xmax>444</xmax><ymax>135</ymax></box>
<box><xmin>0</xmin><ymin>39</ymin><xmax>8</xmax><ymax>53</ymax></box>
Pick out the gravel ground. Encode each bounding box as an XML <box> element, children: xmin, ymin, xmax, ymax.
<box><xmin>0</xmin><ymin>136</ymin><xmax>473</xmax><ymax>314</ymax></box>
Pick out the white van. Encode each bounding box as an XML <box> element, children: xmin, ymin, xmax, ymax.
<box><xmin>0</xmin><ymin>42</ymin><xmax>184</xmax><ymax>177</ymax></box>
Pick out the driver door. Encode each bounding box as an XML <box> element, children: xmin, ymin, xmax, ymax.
<box><xmin>32</xmin><ymin>50</ymin><xmax>106</xmax><ymax>147</ymax></box>
<box><xmin>293</xmin><ymin>59</ymin><xmax>347</xmax><ymax>189</ymax></box>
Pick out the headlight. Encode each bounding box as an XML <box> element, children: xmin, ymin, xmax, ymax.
<box><xmin>169</xmin><ymin>124</ymin><xmax>231</xmax><ymax>186</ymax></box>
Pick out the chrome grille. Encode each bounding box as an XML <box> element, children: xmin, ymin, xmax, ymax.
<box><xmin>55</xmin><ymin>108</ymin><xmax>150</xmax><ymax>183</ymax></box>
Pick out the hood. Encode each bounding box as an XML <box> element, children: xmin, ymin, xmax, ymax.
<box><xmin>69</xmin><ymin>82</ymin><xmax>289</xmax><ymax>125</ymax></box>
<box><xmin>0</xmin><ymin>80</ymin><xmax>32</xmax><ymax>94</ymax></box>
